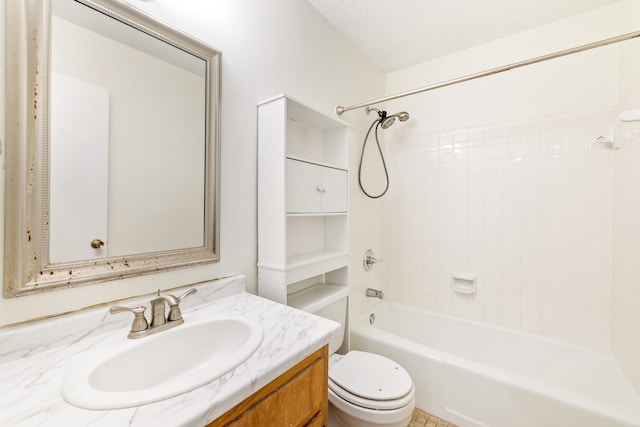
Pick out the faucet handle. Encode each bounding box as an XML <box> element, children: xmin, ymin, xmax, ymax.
<box><xmin>109</xmin><ymin>305</ymin><xmax>149</xmax><ymax>334</ymax></box>
<box><xmin>363</xmin><ymin>249</ymin><xmax>383</xmax><ymax>271</ymax></box>
<box><xmin>166</xmin><ymin>288</ymin><xmax>197</xmax><ymax>321</ymax></box>
<box><xmin>176</xmin><ymin>288</ymin><xmax>197</xmax><ymax>303</ymax></box>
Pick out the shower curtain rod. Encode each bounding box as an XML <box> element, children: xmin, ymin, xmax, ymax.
<box><xmin>335</xmin><ymin>30</ymin><xmax>640</xmax><ymax>116</ymax></box>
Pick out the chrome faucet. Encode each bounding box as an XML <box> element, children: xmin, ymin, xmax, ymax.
<box><xmin>110</xmin><ymin>288</ymin><xmax>197</xmax><ymax>339</ymax></box>
<box><xmin>366</xmin><ymin>288</ymin><xmax>384</xmax><ymax>299</ymax></box>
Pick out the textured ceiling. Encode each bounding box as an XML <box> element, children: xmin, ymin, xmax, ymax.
<box><xmin>306</xmin><ymin>0</ymin><xmax>620</xmax><ymax>71</ymax></box>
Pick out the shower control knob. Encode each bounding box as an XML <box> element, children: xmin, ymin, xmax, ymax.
<box><xmin>363</xmin><ymin>249</ymin><xmax>382</xmax><ymax>271</ymax></box>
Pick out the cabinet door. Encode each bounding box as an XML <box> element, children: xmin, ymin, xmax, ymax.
<box><xmin>209</xmin><ymin>346</ymin><xmax>328</xmax><ymax>427</ymax></box>
<box><xmin>287</xmin><ymin>159</ymin><xmax>347</xmax><ymax>214</ymax></box>
<box><xmin>286</xmin><ymin>159</ymin><xmax>322</xmax><ymax>213</ymax></box>
<box><xmin>320</xmin><ymin>167</ymin><xmax>347</xmax><ymax>213</ymax></box>
<box><xmin>305</xmin><ymin>412</ymin><xmax>327</xmax><ymax>427</ymax></box>
<box><xmin>230</xmin><ymin>358</ymin><xmax>325</xmax><ymax>426</ymax></box>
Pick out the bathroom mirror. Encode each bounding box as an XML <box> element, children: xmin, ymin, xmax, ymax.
<box><xmin>4</xmin><ymin>0</ymin><xmax>221</xmax><ymax>297</ymax></box>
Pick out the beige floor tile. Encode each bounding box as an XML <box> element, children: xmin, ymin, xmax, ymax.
<box><xmin>408</xmin><ymin>407</ymin><xmax>457</xmax><ymax>427</ymax></box>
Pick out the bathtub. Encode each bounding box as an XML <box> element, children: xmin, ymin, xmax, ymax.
<box><xmin>349</xmin><ymin>301</ymin><xmax>640</xmax><ymax>427</ymax></box>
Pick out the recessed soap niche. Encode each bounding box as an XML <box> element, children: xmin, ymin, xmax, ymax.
<box><xmin>451</xmin><ymin>273</ymin><xmax>477</xmax><ymax>295</ymax></box>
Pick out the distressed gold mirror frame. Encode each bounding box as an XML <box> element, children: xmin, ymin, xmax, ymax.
<box><xmin>4</xmin><ymin>0</ymin><xmax>221</xmax><ymax>297</ymax></box>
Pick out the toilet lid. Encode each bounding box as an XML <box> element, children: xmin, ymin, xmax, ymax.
<box><xmin>329</xmin><ymin>351</ymin><xmax>413</xmax><ymax>402</ymax></box>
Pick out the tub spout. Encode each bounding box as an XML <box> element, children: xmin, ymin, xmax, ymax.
<box><xmin>366</xmin><ymin>288</ymin><xmax>384</xmax><ymax>299</ymax></box>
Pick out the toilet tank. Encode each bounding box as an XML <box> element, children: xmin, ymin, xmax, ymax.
<box><xmin>287</xmin><ymin>284</ymin><xmax>348</xmax><ymax>354</ymax></box>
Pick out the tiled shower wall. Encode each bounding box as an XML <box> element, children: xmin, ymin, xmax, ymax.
<box><xmin>612</xmin><ymin>124</ymin><xmax>640</xmax><ymax>389</ymax></box>
<box><xmin>384</xmin><ymin>110</ymin><xmax>617</xmax><ymax>352</ymax></box>
<box><xmin>612</xmin><ymin>0</ymin><xmax>640</xmax><ymax>393</ymax></box>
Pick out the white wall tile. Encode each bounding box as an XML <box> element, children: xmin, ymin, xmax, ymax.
<box><xmin>612</xmin><ymin>10</ymin><xmax>640</xmax><ymax>384</ymax></box>
<box><xmin>384</xmin><ymin>111</ymin><xmax>615</xmax><ymax>354</ymax></box>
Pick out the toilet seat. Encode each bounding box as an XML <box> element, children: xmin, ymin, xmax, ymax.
<box><xmin>328</xmin><ymin>351</ymin><xmax>414</xmax><ymax>411</ymax></box>
<box><xmin>329</xmin><ymin>378</ymin><xmax>415</xmax><ymax>410</ymax></box>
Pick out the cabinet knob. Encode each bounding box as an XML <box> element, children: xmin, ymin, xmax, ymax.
<box><xmin>316</xmin><ymin>185</ymin><xmax>326</xmax><ymax>193</ymax></box>
<box><xmin>90</xmin><ymin>239</ymin><xmax>105</xmax><ymax>249</ymax></box>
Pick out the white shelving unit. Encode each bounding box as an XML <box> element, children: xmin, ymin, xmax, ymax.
<box><xmin>257</xmin><ymin>94</ymin><xmax>349</xmax><ymax>306</ymax></box>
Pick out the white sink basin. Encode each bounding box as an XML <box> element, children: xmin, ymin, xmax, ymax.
<box><xmin>62</xmin><ymin>315</ymin><xmax>264</xmax><ymax>410</ymax></box>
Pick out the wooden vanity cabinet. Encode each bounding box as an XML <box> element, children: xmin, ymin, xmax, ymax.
<box><xmin>208</xmin><ymin>345</ymin><xmax>328</xmax><ymax>427</ymax></box>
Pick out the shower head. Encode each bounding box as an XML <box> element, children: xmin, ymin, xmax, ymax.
<box><xmin>380</xmin><ymin>116</ymin><xmax>396</xmax><ymax>129</ymax></box>
<box><xmin>380</xmin><ymin>111</ymin><xmax>410</xmax><ymax>129</ymax></box>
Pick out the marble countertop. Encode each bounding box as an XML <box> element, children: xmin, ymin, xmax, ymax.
<box><xmin>0</xmin><ymin>276</ymin><xmax>340</xmax><ymax>426</ymax></box>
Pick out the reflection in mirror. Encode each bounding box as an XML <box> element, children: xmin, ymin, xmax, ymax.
<box><xmin>4</xmin><ymin>0</ymin><xmax>221</xmax><ymax>296</ymax></box>
<box><xmin>50</xmin><ymin>0</ymin><xmax>207</xmax><ymax>262</ymax></box>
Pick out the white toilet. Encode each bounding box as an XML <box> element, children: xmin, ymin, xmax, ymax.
<box><xmin>288</xmin><ymin>285</ymin><xmax>415</xmax><ymax>427</ymax></box>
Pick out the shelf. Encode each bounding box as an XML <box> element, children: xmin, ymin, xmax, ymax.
<box><xmin>287</xmin><ymin>250</ymin><xmax>347</xmax><ymax>269</ymax></box>
<box><xmin>286</xmin><ymin>212</ymin><xmax>347</xmax><ymax>217</ymax></box>
<box><xmin>285</xmin><ymin>155</ymin><xmax>347</xmax><ymax>172</ymax></box>
<box><xmin>288</xmin><ymin>283</ymin><xmax>349</xmax><ymax>313</ymax></box>
<box><xmin>286</xmin><ymin>251</ymin><xmax>348</xmax><ymax>285</ymax></box>
<box><xmin>257</xmin><ymin>250</ymin><xmax>348</xmax><ymax>271</ymax></box>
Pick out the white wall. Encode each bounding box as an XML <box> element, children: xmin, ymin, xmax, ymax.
<box><xmin>380</xmin><ymin>4</ymin><xmax>628</xmax><ymax>352</ymax></box>
<box><xmin>0</xmin><ymin>0</ymin><xmax>385</xmax><ymax>326</ymax></box>
<box><xmin>612</xmin><ymin>0</ymin><xmax>640</xmax><ymax>393</ymax></box>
